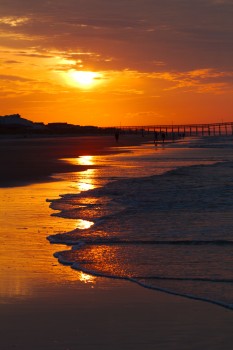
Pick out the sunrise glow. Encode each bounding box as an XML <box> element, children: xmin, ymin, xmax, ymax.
<box><xmin>0</xmin><ymin>1</ymin><xmax>232</xmax><ymax>126</ymax></box>
<box><xmin>67</xmin><ymin>70</ymin><xmax>103</xmax><ymax>89</ymax></box>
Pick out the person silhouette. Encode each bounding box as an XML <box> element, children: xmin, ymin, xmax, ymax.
<box><xmin>161</xmin><ymin>131</ymin><xmax>165</xmax><ymax>143</ymax></box>
<box><xmin>114</xmin><ymin>130</ymin><xmax>119</xmax><ymax>142</ymax></box>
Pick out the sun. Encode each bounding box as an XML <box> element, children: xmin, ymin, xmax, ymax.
<box><xmin>67</xmin><ymin>70</ymin><xmax>102</xmax><ymax>89</ymax></box>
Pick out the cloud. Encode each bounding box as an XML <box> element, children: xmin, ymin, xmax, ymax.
<box><xmin>210</xmin><ymin>0</ymin><xmax>232</xmax><ymax>4</ymax></box>
<box><xmin>17</xmin><ymin>51</ymin><xmax>53</xmax><ymax>58</ymax></box>
<box><xmin>0</xmin><ymin>0</ymin><xmax>232</xmax><ymax>73</ymax></box>
<box><xmin>3</xmin><ymin>60</ymin><xmax>22</xmax><ymax>64</ymax></box>
<box><xmin>146</xmin><ymin>68</ymin><xmax>233</xmax><ymax>94</ymax></box>
<box><xmin>0</xmin><ymin>74</ymin><xmax>33</xmax><ymax>82</ymax></box>
<box><xmin>0</xmin><ymin>16</ymin><xmax>29</xmax><ymax>27</ymax></box>
<box><xmin>0</xmin><ymin>0</ymin><xmax>232</xmax><ymax>117</ymax></box>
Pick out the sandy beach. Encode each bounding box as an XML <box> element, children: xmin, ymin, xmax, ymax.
<box><xmin>1</xmin><ymin>280</ymin><xmax>233</xmax><ymax>350</ymax></box>
<box><xmin>0</xmin><ymin>134</ymin><xmax>151</xmax><ymax>187</ymax></box>
<box><xmin>0</xmin><ymin>135</ymin><xmax>233</xmax><ymax>350</ymax></box>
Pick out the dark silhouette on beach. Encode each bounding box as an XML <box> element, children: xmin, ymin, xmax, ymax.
<box><xmin>161</xmin><ymin>131</ymin><xmax>165</xmax><ymax>143</ymax></box>
<box><xmin>114</xmin><ymin>129</ymin><xmax>120</xmax><ymax>142</ymax></box>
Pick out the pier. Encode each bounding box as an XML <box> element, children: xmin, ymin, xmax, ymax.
<box><xmin>117</xmin><ymin>122</ymin><xmax>233</xmax><ymax>136</ymax></box>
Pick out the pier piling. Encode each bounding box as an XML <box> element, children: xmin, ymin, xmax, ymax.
<box><xmin>117</xmin><ymin>122</ymin><xmax>233</xmax><ymax>137</ymax></box>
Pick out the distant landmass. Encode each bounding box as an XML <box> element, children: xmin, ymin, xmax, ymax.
<box><xmin>0</xmin><ymin>114</ymin><xmax>115</xmax><ymax>135</ymax></box>
<box><xmin>0</xmin><ymin>114</ymin><xmax>34</xmax><ymax>127</ymax></box>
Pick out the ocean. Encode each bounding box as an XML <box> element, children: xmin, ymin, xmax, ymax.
<box><xmin>47</xmin><ymin>136</ymin><xmax>233</xmax><ymax>310</ymax></box>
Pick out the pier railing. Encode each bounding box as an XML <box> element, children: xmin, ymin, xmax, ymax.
<box><xmin>116</xmin><ymin>122</ymin><xmax>233</xmax><ymax>136</ymax></box>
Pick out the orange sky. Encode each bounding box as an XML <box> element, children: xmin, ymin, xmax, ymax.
<box><xmin>0</xmin><ymin>1</ymin><xmax>232</xmax><ymax>126</ymax></box>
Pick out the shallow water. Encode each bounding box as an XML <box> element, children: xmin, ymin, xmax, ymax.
<box><xmin>48</xmin><ymin>136</ymin><xmax>233</xmax><ymax>309</ymax></box>
<box><xmin>0</xmin><ymin>178</ymin><xmax>101</xmax><ymax>302</ymax></box>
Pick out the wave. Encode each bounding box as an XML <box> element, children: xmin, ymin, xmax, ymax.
<box><xmin>54</xmin><ymin>249</ymin><xmax>233</xmax><ymax>310</ymax></box>
<box><xmin>48</xmin><ymin>235</ymin><xmax>233</xmax><ymax>246</ymax></box>
<box><xmin>47</xmin><ymin>144</ymin><xmax>233</xmax><ymax>310</ymax></box>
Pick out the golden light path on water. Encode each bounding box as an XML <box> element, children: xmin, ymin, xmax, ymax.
<box><xmin>0</xmin><ymin>146</ymin><xmax>193</xmax><ymax>300</ymax></box>
<box><xmin>63</xmin><ymin>155</ymin><xmax>94</xmax><ymax>166</ymax></box>
<box><xmin>0</xmin><ymin>166</ymin><xmax>97</xmax><ymax>300</ymax></box>
<box><xmin>61</xmin><ymin>156</ymin><xmax>96</xmax><ymax>192</ymax></box>
<box><xmin>0</xmin><ymin>150</ymin><xmax>140</xmax><ymax>300</ymax></box>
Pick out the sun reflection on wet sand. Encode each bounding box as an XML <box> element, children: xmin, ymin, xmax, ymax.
<box><xmin>63</xmin><ymin>155</ymin><xmax>94</xmax><ymax>166</ymax></box>
<box><xmin>78</xmin><ymin>271</ymin><xmax>96</xmax><ymax>284</ymax></box>
<box><xmin>71</xmin><ymin>169</ymin><xmax>96</xmax><ymax>192</ymax></box>
<box><xmin>1</xmin><ymin>141</ymin><xmax>213</xmax><ymax>301</ymax></box>
<box><xmin>57</xmin><ymin>164</ymin><xmax>97</xmax><ymax>192</ymax></box>
<box><xmin>76</xmin><ymin>219</ymin><xmax>94</xmax><ymax>230</ymax></box>
<box><xmin>0</xmin><ymin>179</ymin><xmax>96</xmax><ymax>301</ymax></box>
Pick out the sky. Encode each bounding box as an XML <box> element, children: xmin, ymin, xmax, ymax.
<box><xmin>0</xmin><ymin>0</ymin><xmax>232</xmax><ymax>126</ymax></box>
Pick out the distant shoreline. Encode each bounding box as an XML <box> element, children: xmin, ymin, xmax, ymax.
<box><xmin>0</xmin><ymin>134</ymin><xmax>153</xmax><ymax>188</ymax></box>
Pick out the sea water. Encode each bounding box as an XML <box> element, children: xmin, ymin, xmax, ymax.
<box><xmin>47</xmin><ymin>136</ymin><xmax>233</xmax><ymax>309</ymax></box>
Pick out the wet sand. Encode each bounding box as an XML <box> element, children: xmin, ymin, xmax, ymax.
<box><xmin>0</xmin><ymin>135</ymin><xmax>232</xmax><ymax>350</ymax></box>
<box><xmin>1</xmin><ymin>281</ymin><xmax>233</xmax><ymax>350</ymax></box>
<box><xmin>0</xmin><ymin>134</ymin><xmax>150</xmax><ymax>187</ymax></box>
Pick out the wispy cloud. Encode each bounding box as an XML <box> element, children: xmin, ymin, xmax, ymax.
<box><xmin>0</xmin><ymin>74</ymin><xmax>33</xmax><ymax>82</ymax></box>
<box><xmin>0</xmin><ymin>0</ymin><xmax>232</xmax><ymax>124</ymax></box>
<box><xmin>0</xmin><ymin>16</ymin><xmax>29</xmax><ymax>27</ymax></box>
<box><xmin>0</xmin><ymin>0</ymin><xmax>232</xmax><ymax>72</ymax></box>
<box><xmin>148</xmin><ymin>68</ymin><xmax>233</xmax><ymax>93</ymax></box>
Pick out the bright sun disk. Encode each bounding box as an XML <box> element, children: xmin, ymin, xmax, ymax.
<box><xmin>68</xmin><ymin>70</ymin><xmax>102</xmax><ymax>88</ymax></box>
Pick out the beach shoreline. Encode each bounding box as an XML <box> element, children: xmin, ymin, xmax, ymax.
<box><xmin>0</xmin><ymin>135</ymin><xmax>233</xmax><ymax>350</ymax></box>
<box><xmin>0</xmin><ymin>134</ymin><xmax>153</xmax><ymax>188</ymax></box>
